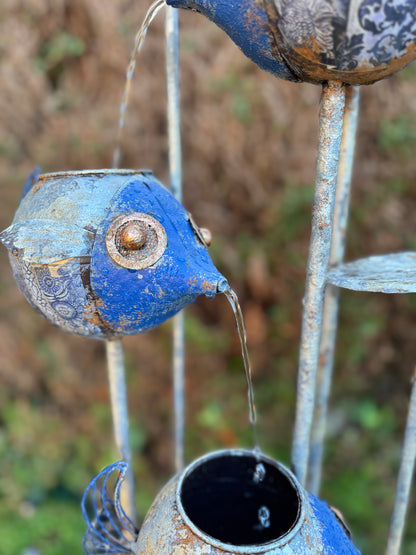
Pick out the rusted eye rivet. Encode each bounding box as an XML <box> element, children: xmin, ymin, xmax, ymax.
<box><xmin>106</xmin><ymin>213</ymin><xmax>167</xmax><ymax>270</ymax></box>
<box><xmin>118</xmin><ymin>221</ymin><xmax>147</xmax><ymax>251</ymax></box>
<box><xmin>199</xmin><ymin>227</ymin><xmax>212</xmax><ymax>247</ymax></box>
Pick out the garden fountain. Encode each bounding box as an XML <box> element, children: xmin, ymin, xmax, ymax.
<box><xmin>2</xmin><ymin>1</ymin><xmax>416</xmax><ymax>553</ymax></box>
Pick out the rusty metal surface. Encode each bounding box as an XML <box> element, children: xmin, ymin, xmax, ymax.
<box><xmin>81</xmin><ymin>452</ymin><xmax>360</xmax><ymax>553</ymax></box>
<box><xmin>132</xmin><ymin>449</ymin><xmax>360</xmax><ymax>554</ymax></box>
<box><xmin>291</xmin><ymin>81</ymin><xmax>346</xmax><ymax>487</ymax></box>
<box><xmin>308</xmin><ymin>85</ymin><xmax>361</xmax><ymax>495</ymax></box>
<box><xmin>327</xmin><ymin>251</ymin><xmax>416</xmax><ymax>293</ymax></box>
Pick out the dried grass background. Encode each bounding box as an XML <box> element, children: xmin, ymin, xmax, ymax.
<box><xmin>1</xmin><ymin>1</ymin><xmax>416</xmax><ymax>553</ymax></box>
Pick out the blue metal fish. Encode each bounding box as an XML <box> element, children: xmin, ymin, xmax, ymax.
<box><xmin>0</xmin><ymin>169</ymin><xmax>227</xmax><ymax>339</ymax></box>
<box><xmin>82</xmin><ymin>454</ymin><xmax>360</xmax><ymax>555</ymax></box>
<box><xmin>166</xmin><ymin>0</ymin><xmax>416</xmax><ymax>85</ymax></box>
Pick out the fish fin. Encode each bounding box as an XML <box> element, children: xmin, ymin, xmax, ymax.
<box><xmin>21</xmin><ymin>166</ymin><xmax>41</xmax><ymax>200</ymax></box>
<box><xmin>0</xmin><ymin>219</ymin><xmax>93</xmax><ymax>263</ymax></box>
<box><xmin>81</xmin><ymin>462</ymin><xmax>137</xmax><ymax>554</ymax></box>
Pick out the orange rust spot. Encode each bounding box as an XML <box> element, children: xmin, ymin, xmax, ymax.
<box><xmin>48</xmin><ymin>259</ymin><xmax>74</xmax><ymax>276</ymax></box>
<box><xmin>290</xmin><ymin>41</ymin><xmax>416</xmax><ymax>85</ymax></box>
<box><xmin>31</xmin><ymin>179</ymin><xmax>45</xmax><ymax>194</ymax></box>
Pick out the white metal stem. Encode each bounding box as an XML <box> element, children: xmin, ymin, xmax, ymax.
<box><xmin>165</xmin><ymin>5</ymin><xmax>185</xmax><ymax>472</ymax></box>
<box><xmin>106</xmin><ymin>339</ymin><xmax>137</xmax><ymax>524</ymax></box>
<box><xmin>386</xmin><ymin>368</ymin><xmax>416</xmax><ymax>555</ymax></box>
<box><xmin>307</xmin><ymin>86</ymin><xmax>361</xmax><ymax>495</ymax></box>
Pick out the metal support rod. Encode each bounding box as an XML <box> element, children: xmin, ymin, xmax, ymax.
<box><xmin>386</xmin><ymin>368</ymin><xmax>416</xmax><ymax>555</ymax></box>
<box><xmin>106</xmin><ymin>339</ymin><xmax>137</xmax><ymax>524</ymax></box>
<box><xmin>307</xmin><ymin>86</ymin><xmax>361</xmax><ymax>495</ymax></box>
<box><xmin>165</xmin><ymin>5</ymin><xmax>185</xmax><ymax>472</ymax></box>
<box><xmin>291</xmin><ymin>81</ymin><xmax>346</xmax><ymax>486</ymax></box>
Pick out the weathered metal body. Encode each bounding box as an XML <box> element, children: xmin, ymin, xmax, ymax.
<box><xmin>0</xmin><ymin>169</ymin><xmax>226</xmax><ymax>339</ymax></box>
<box><xmin>166</xmin><ymin>0</ymin><xmax>416</xmax><ymax>84</ymax></box>
<box><xmin>81</xmin><ymin>451</ymin><xmax>361</xmax><ymax>554</ymax></box>
<box><xmin>81</xmin><ymin>450</ymin><xmax>360</xmax><ymax>554</ymax></box>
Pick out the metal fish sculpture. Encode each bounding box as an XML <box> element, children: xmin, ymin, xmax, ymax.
<box><xmin>0</xmin><ymin>169</ymin><xmax>226</xmax><ymax>339</ymax></box>
<box><xmin>166</xmin><ymin>0</ymin><xmax>416</xmax><ymax>84</ymax></box>
<box><xmin>82</xmin><ymin>451</ymin><xmax>360</xmax><ymax>554</ymax></box>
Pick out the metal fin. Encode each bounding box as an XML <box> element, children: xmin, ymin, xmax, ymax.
<box><xmin>0</xmin><ymin>219</ymin><xmax>93</xmax><ymax>263</ymax></box>
<box><xmin>327</xmin><ymin>252</ymin><xmax>416</xmax><ymax>293</ymax></box>
<box><xmin>21</xmin><ymin>166</ymin><xmax>41</xmax><ymax>200</ymax></box>
<box><xmin>81</xmin><ymin>462</ymin><xmax>138</xmax><ymax>554</ymax></box>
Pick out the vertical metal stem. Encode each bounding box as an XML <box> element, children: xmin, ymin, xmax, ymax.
<box><xmin>106</xmin><ymin>339</ymin><xmax>137</xmax><ymax>524</ymax></box>
<box><xmin>386</xmin><ymin>368</ymin><xmax>416</xmax><ymax>555</ymax></box>
<box><xmin>307</xmin><ymin>86</ymin><xmax>361</xmax><ymax>495</ymax></box>
<box><xmin>165</xmin><ymin>5</ymin><xmax>185</xmax><ymax>472</ymax></box>
<box><xmin>291</xmin><ymin>81</ymin><xmax>346</xmax><ymax>486</ymax></box>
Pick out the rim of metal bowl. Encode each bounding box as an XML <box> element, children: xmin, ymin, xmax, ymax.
<box><xmin>37</xmin><ymin>168</ymin><xmax>153</xmax><ymax>181</ymax></box>
<box><xmin>176</xmin><ymin>448</ymin><xmax>306</xmax><ymax>554</ymax></box>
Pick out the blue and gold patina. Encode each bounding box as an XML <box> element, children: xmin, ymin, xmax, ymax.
<box><xmin>0</xmin><ymin>169</ymin><xmax>226</xmax><ymax>339</ymax></box>
<box><xmin>166</xmin><ymin>0</ymin><xmax>416</xmax><ymax>84</ymax></box>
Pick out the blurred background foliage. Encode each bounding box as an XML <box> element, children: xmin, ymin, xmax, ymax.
<box><xmin>0</xmin><ymin>1</ymin><xmax>416</xmax><ymax>553</ymax></box>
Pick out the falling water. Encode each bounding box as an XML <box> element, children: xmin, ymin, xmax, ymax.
<box><xmin>224</xmin><ymin>288</ymin><xmax>260</xmax><ymax>453</ymax></box>
<box><xmin>253</xmin><ymin>461</ymin><xmax>266</xmax><ymax>484</ymax></box>
<box><xmin>112</xmin><ymin>0</ymin><xmax>166</xmax><ymax>169</ymax></box>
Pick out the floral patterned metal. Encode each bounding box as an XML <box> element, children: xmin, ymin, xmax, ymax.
<box><xmin>81</xmin><ymin>462</ymin><xmax>137</xmax><ymax>554</ymax></box>
<box><xmin>0</xmin><ymin>169</ymin><xmax>227</xmax><ymax>339</ymax></box>
<box><xmin>166</xmin><ymin>0</ymin><xmax>416</xmax><ymax>84</ymax></box>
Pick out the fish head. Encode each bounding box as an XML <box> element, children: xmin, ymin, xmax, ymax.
<box><xmin>90</xmin><ymin>174</ymin><xmax>227</xmax><ymax>336</ymax></box>
<box><xmin>0</xmin><ymin>169</ymin><xmax>226</xmax><ymax>338</ymax></box>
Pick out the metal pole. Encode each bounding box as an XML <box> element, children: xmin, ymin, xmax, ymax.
<box><xmin>291</xmin><ymin>81</ymin><xmax>346</xmax><ymax>486</ymax></box>
<box><xmin>165</xmin><ymin>5</ymin><xmax>185</xmax><ymax>472</ymax></box>
<box><xmin>307</xmin><ymin>86</ymin><xmax>361</xmax><ymax>495</ymax></box>
<box><xmin>106</xmin><ymin>339</ymin><xmax>137</xmax><ymax>524</ymax></box>
<box><xmin>386</xmin><ymin>368</ymin><xmax>416</xmax><ymax>555</ymax></box>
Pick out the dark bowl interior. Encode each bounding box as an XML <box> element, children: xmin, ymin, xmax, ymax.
<box><xmin>180</xmin><ymin>453</ymin><xmax>301</xmax><ymax>546</ymax></box>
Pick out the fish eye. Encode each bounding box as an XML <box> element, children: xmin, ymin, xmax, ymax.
<box><xmin>187</xmin><ymin>213</ymin><xmax>212</xmax><ymax>247</ymax></box>
<box><xmin>106</xmin><ymin>213</ymin><xmax>167</xmax><ymax>270</ymax></box>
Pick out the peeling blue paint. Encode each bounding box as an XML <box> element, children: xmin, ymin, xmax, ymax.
<box><xmin>0</xmin><ymin>169</ymin><xmax>226</xmax><ymax>339</ymax></box>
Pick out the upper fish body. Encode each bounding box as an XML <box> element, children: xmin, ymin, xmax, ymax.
<box><xmin>0</xmin><ymin>169</ymin><xmax>226</xmax><ymax>339</ymax></box>
<box><xmin>166</xmin><ymin>0</ymin><xmax>416</xmax><ymax>84</ymax></box>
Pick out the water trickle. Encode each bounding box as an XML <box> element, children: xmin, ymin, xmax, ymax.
<box><xmin>224</xmin><ymin>288</ymin><xmax>259</xmax><ymax>450</ymax></box>
<box><xmin>112</xmin><ymin>0</ymin><xmax>166</xmax><ymax>169</ymax></box>
<box><xmin>253</xmin><ymin>462</ymin><xmax>266</xmax><ymax>484</ymax></box>
<box><xmin>257</xmin><ymin>506</ymin><xmax>271</xmax><ymax>530</ymax></box>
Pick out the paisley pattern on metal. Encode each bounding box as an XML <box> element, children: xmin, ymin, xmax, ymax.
<box><xmin>82</xmin><ymin>462</ymin><xmax>137</xmax><ymax>554</ymax></box>
<box><xmin>273</xmin><ymin>0</ymin><xmax>416</xmax><ymax>69</ymax></box>
<box><xmin>167</xmin><ymin>0</ymin><xmax>416</xmax><ymax>83</ymax></box>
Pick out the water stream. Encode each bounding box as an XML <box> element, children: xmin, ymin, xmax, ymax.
<box><xmin>224</xmin><ymin>288</ymin><xmax>261</xmax><ymax>454</ymax></box>
<box><xmin>112</xmin><ymin>0</ymin><xmax>166</xmax><ymax>169</ymax></box>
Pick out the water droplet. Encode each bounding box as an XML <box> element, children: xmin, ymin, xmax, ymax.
<box><xmin>258</xmin><ymin>505</ymin><xmax>270</xmax><ymax>529</ymax></box>
<box><xmin>253</xmin><ymin>463</ymin><xmax>266</xmax><ymax>484</ymax></box>
<box><xmin>113</xmin><ymin>0</ymin><xmax>165</xmax><ymax>168</ymax></box>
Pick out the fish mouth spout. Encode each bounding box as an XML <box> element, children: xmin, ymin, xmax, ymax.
<box><xmin>195</xmin><ymin>274</ymin><xmax>229</xmax><ymax>299</ymax></box>
<box><xmin>216</xmin><ymin>277</ymin><xmax>229</xmax><ymax>294</ymax></box>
